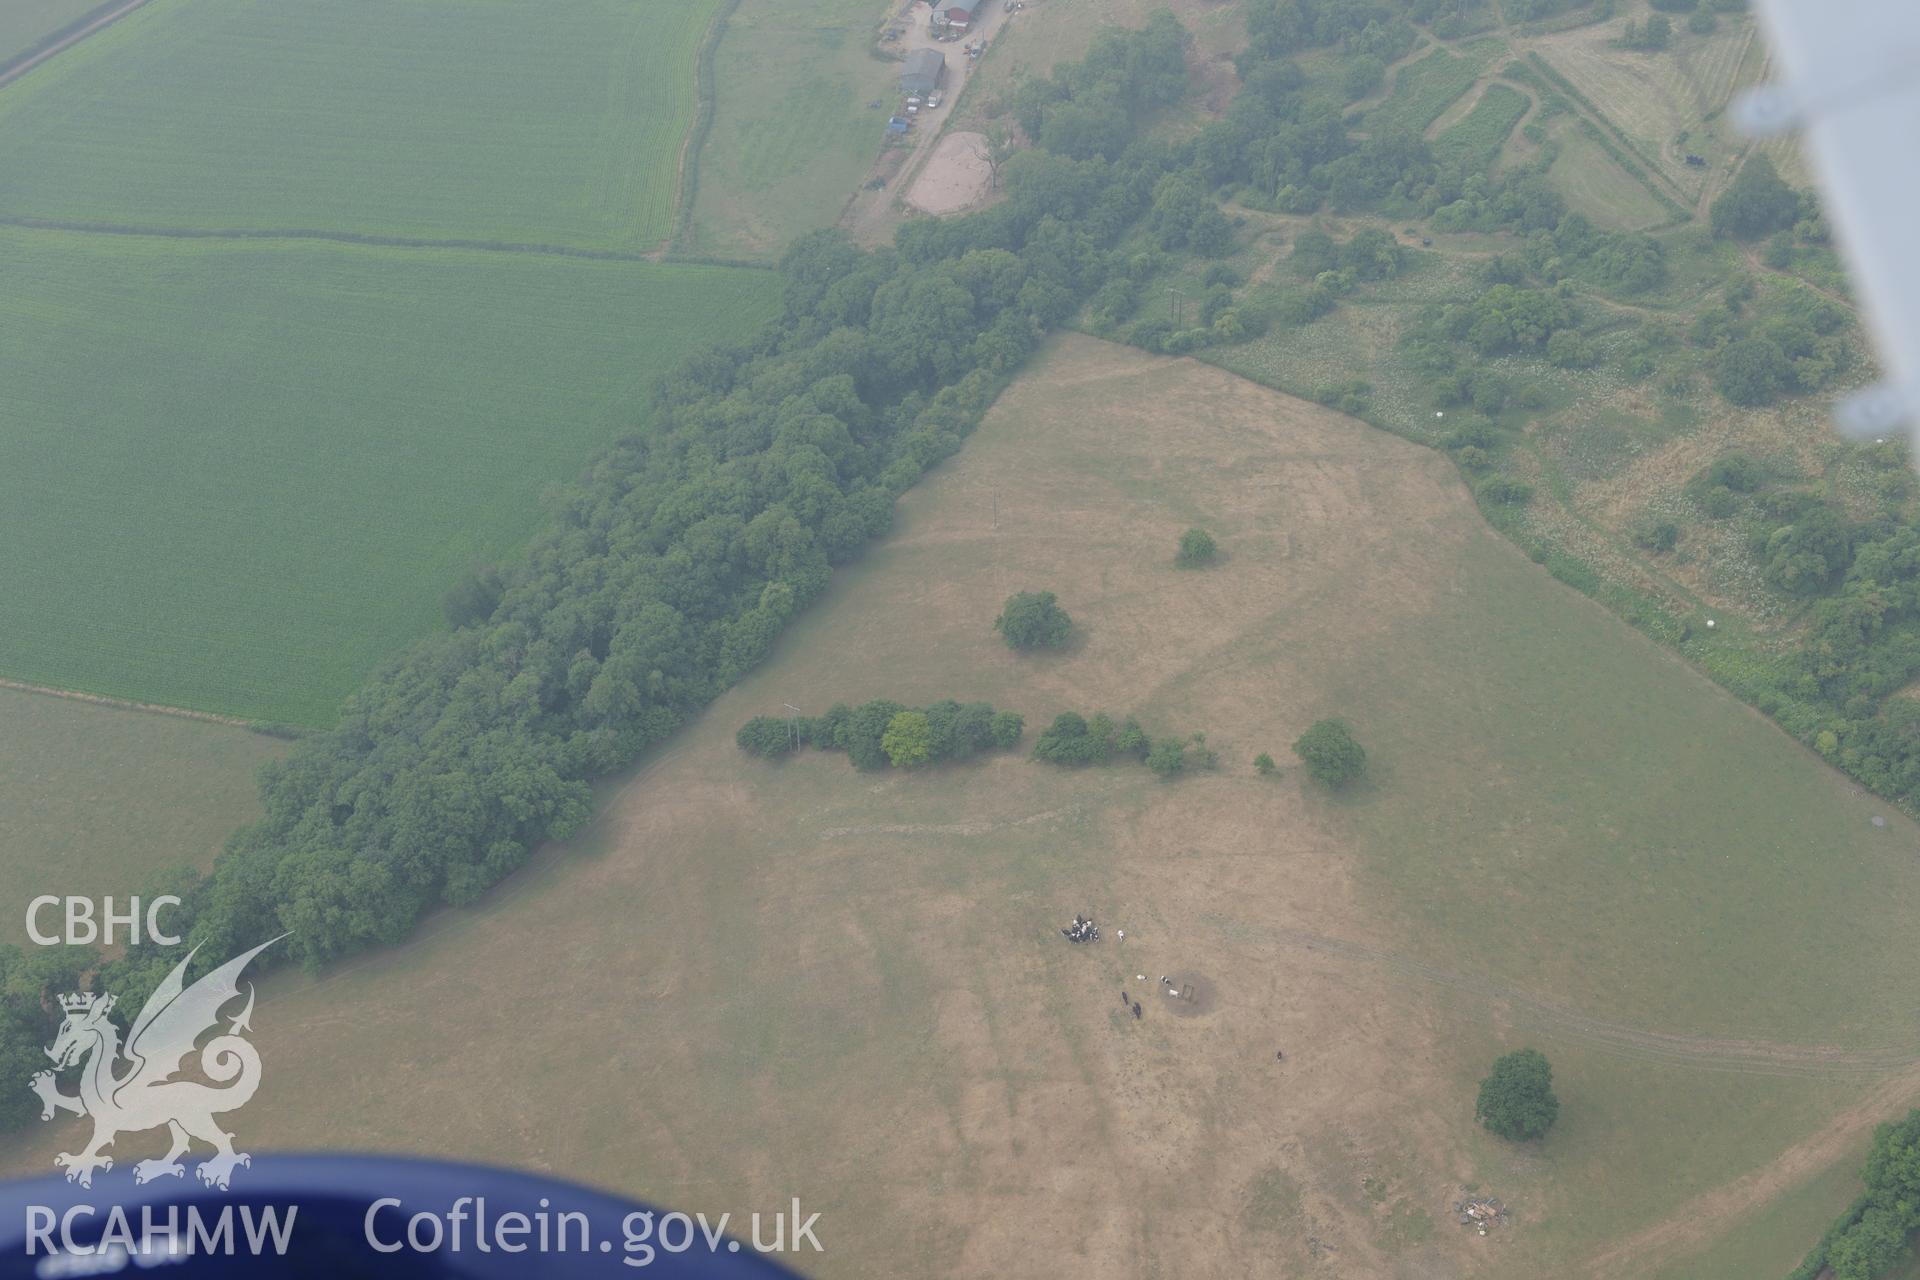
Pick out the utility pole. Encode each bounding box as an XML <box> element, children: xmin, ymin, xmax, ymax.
<box><xmin>783</xmin><ymin>703</ymin><xmax>804</xmax><ymax>750</ymax></box>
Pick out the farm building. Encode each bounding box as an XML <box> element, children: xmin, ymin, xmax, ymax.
<box><xmin>930</xmin><ymin>0</ymin><xmax>976</xmax><ymax>33</ymax></box>
<box><xmin>900</xmin><ymin>48</ymin><xmax>946</xmax><ymax>95</ymax></box>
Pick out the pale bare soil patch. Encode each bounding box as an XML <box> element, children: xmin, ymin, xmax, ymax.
<box><xmin>906</xmin><ymin>130</ymin><xmax>992</xmax><ymax>215</ymax></box>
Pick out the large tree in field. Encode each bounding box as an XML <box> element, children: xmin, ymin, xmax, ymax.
<box><xmin>1292</xmin><ymin>718</ymin><xmax>1365</xmax><ymax>788</ymax></box>
<box><xmin>995</xmin><ymin>590</ymin><xmax>1073</xmax><ymax>650</ymax></box>
<box><xmin>1476</xmin><ymin>1048</ymin><xmax>1559</xmax><ymax>1141</ymax></box>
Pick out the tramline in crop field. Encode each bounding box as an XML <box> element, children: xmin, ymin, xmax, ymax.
<box><xmin>0</xmin><ymin>0</ymin><xmax>720</xmax><ymax>251</ymax></box>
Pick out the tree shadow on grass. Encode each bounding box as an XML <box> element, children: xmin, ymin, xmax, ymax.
<box><xmin>1307</xmin><ymin>756</ymin><xmax>1387</xmax><ymax>810</ymax></box>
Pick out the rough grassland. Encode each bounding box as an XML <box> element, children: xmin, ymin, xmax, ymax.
<box><xmin>0</xmin><ymin>0</ymin><xmax>717</xmax><ymax>250</ymax></box>
<box><xmin>1545</xmin><ymin>114</ymin><xmax>1672</xmax><ymax>230</ymax></box>
<box><xmin>1532</xmin><ymin>15</ymin><xmax>1757</xmax><ymax>207</ymax></box>
<box><xmin>0</xmin><ymin>688</ymin><xmax>280</xmax><ymax>918</ymax></box>
<box><xmin>19</xmin><ymin>338</ymin><xmax>1918</xmax><ymax>1277</ymax></box>
<box><xmin>966</xmin><ymin>0</ymin><xmax>1249</xmax><ymax>105</ymax></box>
<box><xmin>0</xmin><ymin>0</ymin><xmax>105</xmax><ymax>66</ymax></box>
<box><xmin>0</xmin><ymin>230</ymin><xmax>778</xmax><ymax>724</ymax></box>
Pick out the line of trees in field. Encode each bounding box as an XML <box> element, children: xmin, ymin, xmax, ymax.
<box><xmin>1030</xmin><ymin>712</ymin><xmax>1219</xmax><ymax>776</ymax></box>
<box><xmin>742</xmin><ymin>705</ymin><xmax>1257</xmax><ymax>778</ymax></box>
<box><xmin>739</xmin><ymin>700</ymin><xmax>1024</xmax><ymax>769</ymax></box>
<box><xmin>0</xmin><ymin>14</ymin><xmax>1213</xmax><ymax>1132</ymax></box>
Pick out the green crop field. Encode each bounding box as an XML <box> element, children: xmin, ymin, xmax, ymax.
<box><xmin>0</xmin><ymin>687</ymin><xmax>281</xmax><ymax>924</ymax></box>
<box><xmin>0</xmin><ymin>229</ymin><xmax>777</xmax><ymax>724</ymax></box>
<box><xmin>1433</xmin><ymin>82</ymin><xmax>1530</xmax><ymax>172</ymax></box>
<box><xmin>0</xmin><ymin>0</ymin><xmax>719</xmax><ymax>250</ymax></box>
<box><xmin>0</xmin><ymin>0</ymin><xmax>108</xmax><ymax>67</ymax></box>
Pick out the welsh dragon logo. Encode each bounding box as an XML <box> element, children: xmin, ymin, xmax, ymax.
<box><xmin>30</xmin><ymin>937</ymin><xmax>280</xmax><ymax>1190</ymax></box>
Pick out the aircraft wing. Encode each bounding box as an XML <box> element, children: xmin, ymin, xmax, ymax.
<box><xmin>1740</xmin><ymin>1</ymin><xmax>1920</xmax><ymax>443</ymax></box>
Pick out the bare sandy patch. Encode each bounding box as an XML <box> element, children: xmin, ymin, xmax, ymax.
<box><xmin>906</xmin><ymin>130</ymin><xmax>993</xmax><ymax>216</ymax></box>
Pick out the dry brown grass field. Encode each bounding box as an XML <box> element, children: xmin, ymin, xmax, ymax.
<box><xmin>14</xmin><ymin>337</ymin><xmax>1920</xmax><ymax>1278</ymax></box>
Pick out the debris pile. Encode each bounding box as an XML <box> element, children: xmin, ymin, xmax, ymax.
<box><xmin>1061</xmin><ymin>914</ymin><xmax>1100</xmax><ymax>943</ymax></box>
<box><xmin>1454</xmin><ymin>1197</ymin><xmax>1509</xmax><ymax>1236</ymax></box>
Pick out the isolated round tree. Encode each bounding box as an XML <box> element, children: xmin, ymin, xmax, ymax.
<box><xmin>1476</xmin><ymin>1048</ymin><xmax>1559</xmax><ymax>1141</ymax></box>
<box><xmin>995</xmin><ymin>590</ymin><xmax>1073</xmax><ymax>650</ymax></box>
<box><xmin>1292</xmin><ymin>719</ymin><xmax>1366</xmax><ymax>788</ymax></box>
<box><xmin>1177</xmin><ymin>527</ymin><xmax>1217</xmax><ymax>567</ymax></box>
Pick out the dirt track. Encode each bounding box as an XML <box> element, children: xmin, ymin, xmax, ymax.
<box><xmin>1583</xmin><ymin>1065</ymin><xmax>1920</xmax><ymax>1276</ymax></box>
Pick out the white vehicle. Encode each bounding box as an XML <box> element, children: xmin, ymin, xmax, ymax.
<box><xmin>928</xmin><ymin>93</ymin><xmax>942</xmax><ymax>109</ymax></box>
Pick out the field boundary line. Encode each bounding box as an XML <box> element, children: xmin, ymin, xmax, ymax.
<box><xmin>0</xmin><ymin>214</ymin><xmax>779</xmax><ymax>266</ymax></box>
<box><xmin>666</xmin><ymin>0</ymin><xmax>741</xmax><ymax>256</ymax></box>
<box><xmin>0</xmin><ymin>677</ymin><xmax>262</xmax><ymax>730</ymax></box>
<box><xmin>0</xmin><ymin>0</ymin><xmax>154</xmax><ymax>92</ymax></box>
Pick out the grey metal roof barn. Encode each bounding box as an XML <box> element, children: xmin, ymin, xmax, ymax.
<box><xmin>900</xmin><ymin>49</ymin><xmax>946</xmax><ymax>95</ymax></box>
